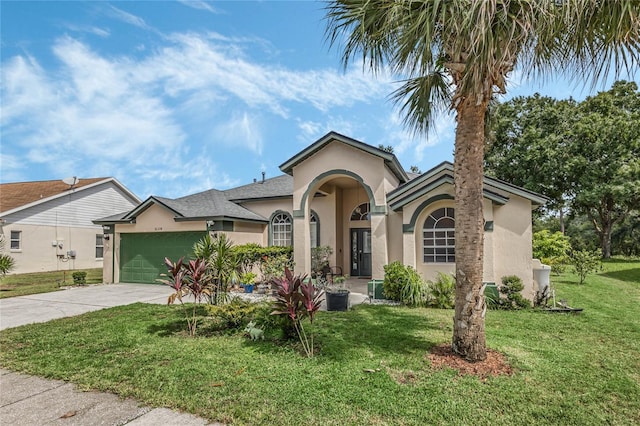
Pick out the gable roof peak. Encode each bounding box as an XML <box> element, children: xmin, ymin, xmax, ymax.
<box><xmin>279</xmin><ymin>131</ymin><xmax>409</xmax><ymax>183</ymax></box>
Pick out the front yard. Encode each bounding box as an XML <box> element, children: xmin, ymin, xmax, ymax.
<box><xmin>0</xmin><ymin>268</ymin><xmax>103</xmax><ymax>299</ymax></box>
<box><xmin>0</xmin><ymin>260</ymin><xmax>638</xmax><ymax>425</ymax></box>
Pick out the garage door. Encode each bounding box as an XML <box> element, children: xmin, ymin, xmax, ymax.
<box><xmin>119</xmin><ymin>232</ymin><xmax>206</xmax><ymax>284</ymax></box>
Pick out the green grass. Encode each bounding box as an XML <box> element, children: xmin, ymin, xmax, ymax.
<box><xmin>1</xmin><ymin>261</ymin><xmax>638</xmax><ymax>425</ymax></box>
<box><xmin>0</xmin><ymin>268</ymin><xmax>103</xmax><ymax>299</ymax></box>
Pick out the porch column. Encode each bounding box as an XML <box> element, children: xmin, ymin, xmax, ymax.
<box><xmin>293</xmin><ymin>214</ymin><xmax>311</xmax><ymax>275</ymax></box>
<box><xmin>370</xmin><ymin>213</ymin><xmax>388</xmax><ymax>280</ymax></box>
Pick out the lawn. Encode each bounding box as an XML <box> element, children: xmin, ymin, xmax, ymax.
<box><xmin>0</xmin><ymin>260</ymin><xmax>638</xmax><ymax>425</ymax></box>
<box><xmin>0</xmin><ymin>268</ymin><xmax>103</xmax><ymax>299</ymax></box>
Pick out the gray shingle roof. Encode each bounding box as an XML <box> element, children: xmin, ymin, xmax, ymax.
<box><xmin>223</xmin><ymin>174</ymin><xmax>293</xmax><ymax>201</ymax></box>
<box><xmin>170</xmin><ymin>189</ymin><xmax>268</xmax><ymax>222</ymax></box>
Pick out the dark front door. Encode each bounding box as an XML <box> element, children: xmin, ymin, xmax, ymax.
<box><xmin>350</xmin><ymin>228</ymin><xmax>372</xmax><ymax>277</ymax></box>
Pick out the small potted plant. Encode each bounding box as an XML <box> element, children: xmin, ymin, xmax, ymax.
<box><xmin>325</xmin><ymin>274</ymin><xmax>349</xmax><ymax>311</ymax></box>
<box><xmin>240</xmin><ymin>271</ymin><xmax>257</xmax><ymax>293</ymax></box>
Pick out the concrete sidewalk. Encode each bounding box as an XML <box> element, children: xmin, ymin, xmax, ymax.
<box><xmin>0</xmin><ymin>369</ymin><xmax>216</xmax><ymax>425</ymax></box>
<box><xmin>0</xmin><ymin>283</ymin><xmax>173</xmax><ymax>330</ymax></box>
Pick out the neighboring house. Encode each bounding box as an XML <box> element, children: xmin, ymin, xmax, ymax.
<box><xmin>0</xmin><ymin>178</ymin><xmax>140</xmax><ymax>274</ymax></box>
<box><xmin>96</xmin><ymin>132</ymin><xmax>547</xmax><ymax>300</ymax></box>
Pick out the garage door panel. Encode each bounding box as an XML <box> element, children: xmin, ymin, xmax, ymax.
<box><xmin>120</xmin><ymin>232</ymin><xmax>205</xmax><ymax>284</ymax></box>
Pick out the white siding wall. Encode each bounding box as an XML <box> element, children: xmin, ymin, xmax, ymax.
<box><xmin>5</xmin><ymin>184</ymin><xmax>137</xmax><ymax>228</ymax></box>
<box><xmin>1</xmin><ymin>182</ymin><xmax>139</xmax><ymax>274</ymax></box>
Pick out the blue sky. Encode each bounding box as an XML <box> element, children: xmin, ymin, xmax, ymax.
<box><xmin>1</xmin><ymin>1</ymin><xmax>635</xmax><ymax>199</ymax></box>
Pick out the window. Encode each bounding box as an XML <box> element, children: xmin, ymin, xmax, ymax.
<box><xmin>351</xmin><ymin>203</ymin><xmax>370</xmax><ymax>221</ymax></box>
<box><xmin>271</xmin><ymin>212</ymin><xmax>292</xmax><ymax>247</ymax></box>
<box><xmin>10</xmin><ymin>230</ymin><xmax>21</xmax><ymax>250</ymax></box>
<box><xmin>95</xmin><ymin>234</ymin><xmax>104</xmax><ymax>259</ymax></box>
<box><xmin>423</xmin><ymin>207</ymin><xmax>455</xmax><ymax>263</ymax></box>
<box><xmin>310</xmin><ymin>211</ymin><xmax>319</xmax><ymax>248</ymax></box>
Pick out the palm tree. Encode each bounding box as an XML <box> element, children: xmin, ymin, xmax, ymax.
<box><xmin>326</xmin><ymin>0</ymin><xmax>638</xmax><ymax>361</ymax></box>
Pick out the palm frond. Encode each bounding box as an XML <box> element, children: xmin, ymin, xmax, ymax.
<box><xmin>390</xmin><ymin>72</ymin><xmax>452</xmax><ymax>135</ymax></box>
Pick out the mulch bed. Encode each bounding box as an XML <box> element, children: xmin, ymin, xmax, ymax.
<box><xmin>427</xmin><ymin>344</ymin><xmax>514</xmax><ymax>380</ymax></box>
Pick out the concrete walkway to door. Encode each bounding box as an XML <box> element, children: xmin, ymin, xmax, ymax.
<box><xmin>0</xmin><ymin>283</ymin><xmax>173</xmax><ymax>331</ymax></box>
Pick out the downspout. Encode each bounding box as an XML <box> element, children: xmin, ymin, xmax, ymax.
<box><xmin>111</xmin><ymin>231</ymin><xmax>115</xmax><ymax>284</ymax></box>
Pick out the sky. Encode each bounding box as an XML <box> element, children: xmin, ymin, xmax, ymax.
<box><xmin>1</xmin><ymin>1</ymin><xmax>636</xmax><ymax>200</ymax></box>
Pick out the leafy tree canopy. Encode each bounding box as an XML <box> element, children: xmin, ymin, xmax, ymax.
<box><xmin>487</xmin><ymin>81</ymin><xmax>640</xmax><ymax>258</ymax></box>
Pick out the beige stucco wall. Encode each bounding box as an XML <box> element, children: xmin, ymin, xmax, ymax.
<box><xmin>402</xmin><ymin>187</ymin><xmax>535</xmax><ymax>300</ymax></box>
<box><xmin>103</xmin><ymin>203</ymin><xmax>268</xmax><ymax>283</ymax></box>
<box><xmin>290</xmin><ymin>141</ymin><xmax>397</xmax><ymax>278</ymax></box>
<box><xmin>3</xmin><ymin>224</ymin><xmax>104</xmax><ymax>274</ymax></box>
<box><xmin>491</xmin><ymin>195</ymin><xmax>535</xmax><ymax>299</ymax></box>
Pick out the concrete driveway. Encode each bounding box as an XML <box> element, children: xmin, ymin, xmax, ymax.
<box><xmin>0</xmin><ymin>284</ymin><xmax>173</xmax><ymax>331</ymax></box>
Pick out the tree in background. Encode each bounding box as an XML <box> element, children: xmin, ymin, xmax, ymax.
<box><xmin>487</xmin><ymin>82</ymin><xmax>640</xmax><ymax>258</ymax></box>
<box><xmin>568</xmin><ymin>81</ymin><xmax>640</xmax><ymax>258</ymax></box>
<box><xmin>485</xmin><ymin>95</ymin><xmax>576</xmax><ymax>231</ymax></box>
<box><xmin>327</xmin><ymin>0</ymin><xmax>638</xmax><ymax>361</ymax></box>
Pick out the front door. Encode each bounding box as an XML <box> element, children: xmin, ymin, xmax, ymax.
<box><xmin>350</xmin><ymin>228</ymin><xmax>372</xmax><ymax>277</ymax></box>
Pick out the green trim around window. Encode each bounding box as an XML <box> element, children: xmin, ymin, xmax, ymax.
<box><xmin>403</xmin><ymin>194</ymin><xmax>454</xmax><ymax>233</ymax></box>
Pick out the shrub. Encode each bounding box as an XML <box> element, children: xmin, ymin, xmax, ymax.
<box><xmin>260</xmin><ymin>253</ymin><xmax>294</xmax><ymax>282</ymax></box>
<box><xmin>400</xmin><ymin>278</ymin><xmax>431</xmax><ymax>307</ymax></box>
<box><xmin>498</xmin><ymin>275</ymin><xmax>530</xmax><ymax>309</ymax></box>
<box><xmin>158</xmin><ymin>257</ymin><xmax>212</xmax><ymax>336</ymax></box>
<box><xmin>271</xmin><ymin>268</ymin><xmax>323</xmax><ymax>357</ymax></box>
<box><xmin>383</xmin><ymin>261</ymin><xmax>422</xmax><ymax>302</ymax></box>
<box><xmin>571</xmin><ymin>249</ymin><xmax>601</xmax><ymax>285</ymax></box>
<box><xmin>533</xmin><ymin>230</ymin><xmax>571</xmax><ymax>274</ymax></box>
<box><xmin>311</xmin><ymin>245</ymin><xmax>333</xmax><ymax>276</ymax></box>
<box><xmin>428</xmin><ymin>272</ymin><xmax>455</xmax><ymax>309</ymax></box>
<box><xmin>0</xmin><ymin>235</ymin><xmax>15</xmax><ymax>278</ymax></box>
<box><xmin>205</xmin><ymin>298</ymin><xmax>261</xmax><ymax>331</ymax></box>
<box><xmin>72</xmin><ymin>271</ymin><xmax>87</xmax><ymax>285</ymax></box>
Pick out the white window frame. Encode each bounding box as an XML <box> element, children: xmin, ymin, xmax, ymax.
<box><xmin>423</xmin><ymin>207</ymin><xmax>455</xmax><ymax>263</ymax></box>
<box><xmin>310</xmin><ymin>211</ymin><xmax>319</xmax><ymax>248</ymax></box>
<box><xmin>95</xmin><ymin>234</ymin><xmax>104</xmax><ymax>259</ymax></box>
<box><xmin>10</xmin><ymin>230</ymin><xmax>21</xmax><ymax>251</ymax></box>
<box><xmin>271</xmin><ymin>212</ymin><xmax>292</xmax><ymax>247</ymax></box>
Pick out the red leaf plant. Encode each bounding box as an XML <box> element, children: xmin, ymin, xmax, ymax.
<box><xmin>271</xmin><ymin>267</ymin><xmax>324</xmax><ymax>357</ymax></box>
<box><xmin>158</xmin><ymin>257</ymin><xmax>212</xmax><ymax>337</ymax></box>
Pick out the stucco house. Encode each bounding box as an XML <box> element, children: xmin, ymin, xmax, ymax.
<box><xmin>96</xmin><ymin>132</ymin><xmax>547</xmax><ymax>299</ymax></box>
<box><xmin>0</xmin><ymin>177</ymin><xmax>140</xmax><ymax>274</ymax></box>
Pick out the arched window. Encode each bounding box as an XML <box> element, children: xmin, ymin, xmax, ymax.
<box><xmin>351</xmin><ymin>203</ymin><xmax>370</xmax><ymax>221</ymax></box>
<box><xmin>310</xmin><ymin>211</ymin><xmax>319</xmax><ymax>248</ymax></box>
<box><xmin>423</xmin><ymin>207</ymin><xmax>455</xmax><ymax>263</ymax></box>
<box><xmin>271</xmin><ymin>212</ymin><xmax>292</xmax><ymax>247</ymax></box>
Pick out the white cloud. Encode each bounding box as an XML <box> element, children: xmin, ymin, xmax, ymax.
<box><xmin>107</xmin><ymin>5</ymin><xmax>152</xmax><ymax>30</ymax></box>
<box><xmin>1</xmin><ymin>30</ymin><xmax>395</xmax><ymax>196</ymax></box>
<box><xmin>177</xmin><ymin>0</ymin><xmax>221</xmax><ymax>14</ymax></box>
<box><xmin>213</xmin><ymin>112</ymin><xmax>264</xmax><ymax>155</ymax></box>
<box><xmin>64</xmin><ymin>24</ymin><xmax>111</xmax><ymax>38</ymax></box>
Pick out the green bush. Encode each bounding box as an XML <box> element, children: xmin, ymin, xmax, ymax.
<box><xmin>498</xmin><ymin>275</ymin><xmax>530</xmax><ymax>309</ymax></box>
<box><xmin>205</xmin><ymin>298</ymin><xmax>262</xmax><ymax>331</ymax></box>
<box><xmin>400</xmin><ymin>278</ymin><xmax>431</xmax><ymax>307</ymax></box>
<box><xmin>311</xmin><ymin>245</ymin><xmax>333</xmax><ymax>276</ymax></box>
<box><xmin>382</xmin><ymin>261</ymin><xmax>432</xmax><ymax>307</ymax></box>
<box><xmin>72</xmin><ymin>271</ymin><xmax>87</xmax><ymax>285</ymax></box>
<box><xmin>428</xmin><ymin>272</ymin><xmax>455</xmax><ymax>309</ymax></box>
<box><xmin>383</xmin><ymin>261</ymin><xmax>422</xmax><ymax>303</ymax></box>
<box><xmin>533</xmin><ymin>230</ymin><xmax>571</xmax><ymax>274</ymax></box>
<box><xmin>260</xmin><ymin>253</ymin><xmax>294</xmax><ymax>282</ymax></box>
<box><xmin>571</xmin><ymin>249</ymin><xmax>601</xmax><ymax>284</ymax></box>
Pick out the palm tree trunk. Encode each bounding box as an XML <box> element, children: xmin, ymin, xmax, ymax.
<box><xmin>452</xmin><ymin>96</ymin><xmax>488</xmax><ymax>362</ymax></box>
